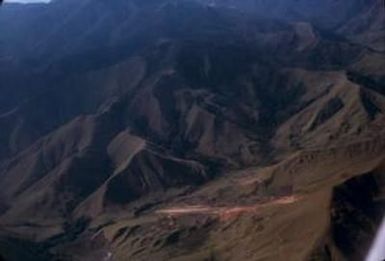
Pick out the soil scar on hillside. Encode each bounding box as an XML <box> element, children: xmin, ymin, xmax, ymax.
<box><xmin>156</xmin><ymin>195</ymin><xmax>300</xmax><ymax>221</ymax></box>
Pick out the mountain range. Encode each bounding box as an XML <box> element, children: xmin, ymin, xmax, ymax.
<box><xmin>0</xmin><ymin>0</ymin><xmax>384</xmax><ymax>260</ymax></box>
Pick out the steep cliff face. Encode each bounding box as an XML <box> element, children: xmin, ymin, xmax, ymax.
<box><xmin>0</xmin><ymin>0</ymin><xmax>384</xmax><ymax>260</ymax></box>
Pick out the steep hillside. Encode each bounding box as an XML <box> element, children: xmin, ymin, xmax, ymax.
<box><xmin>338</xmin><ymin>0</ymin><xmax>385</xmax><ymax>52</ymax></box>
